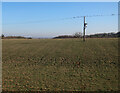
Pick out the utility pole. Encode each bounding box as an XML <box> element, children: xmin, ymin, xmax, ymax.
<box><xmin>83</xmin><ymin>16</ymin><xmax>87</xmax><ymax>42</ymax></box>
<box><xmin>83</xmin><ymin>16</ymin><xmax>85</xmax><ymax>42</ymax></box>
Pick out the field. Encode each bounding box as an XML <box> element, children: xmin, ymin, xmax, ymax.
<box><xmin>2</xmin><ymin>38</ymin><xmax>118</xmax><ymax>91</ymax></box>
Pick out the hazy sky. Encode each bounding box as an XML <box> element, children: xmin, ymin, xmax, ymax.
<box><xmin>2</xmin><ymin>2</ymin><xmax>118</xmax><ymax>38</ymax></box>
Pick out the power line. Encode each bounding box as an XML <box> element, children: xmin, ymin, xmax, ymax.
<box><xmin>72</xmin><ymin>14</ymin><xmax>119</xmax><ymax>19</ymax></box>
<box><xmin>3</xmin><ymin>13</ymin><xmax>119</xmax><ymax>25</ymax></box>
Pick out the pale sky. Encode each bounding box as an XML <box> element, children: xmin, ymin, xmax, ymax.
<box><xmin>2</xmin><ymin>2</ymin><xmax>118</xmax><ymax>38</ymax></box>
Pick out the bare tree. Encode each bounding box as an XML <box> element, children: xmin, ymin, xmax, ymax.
<box><xmin>1</xmin><ymin>34</ymin><xmax>5</xmax><ymax>39</ymax></box>
<box><xmin>74</xmin><ymin>32</ymin><xmax>82</xmax><ymax>38</ymax></box>
<box><xmin>2</xmin><ymin>34</ymin><xmax>4</xmax><ymax>37</ymax></box>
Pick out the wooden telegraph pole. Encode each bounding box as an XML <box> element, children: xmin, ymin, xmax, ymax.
<box><xmin>83</xmin><ymin>16</ymin><xmax>87</xmax><ymax>42</ymax></box>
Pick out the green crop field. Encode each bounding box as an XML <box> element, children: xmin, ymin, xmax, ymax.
<box><xmin>2</xmin><ymin>38</ymin><xmax>119</xmax><ymax>91</ymax></box>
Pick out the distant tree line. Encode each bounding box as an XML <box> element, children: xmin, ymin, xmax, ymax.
<box><xmin>1</xmin><ymin>32</ymin><xmax>120</xmax><ymax>39</ymax></box>
<box><xmin>53</xmin><ymin>35</ymin><xmax>79</xmax><ymax>39</ymax></box>
<box><xmin>53</xmin><ymin>32</ymin><xmax>82</xmax><ymax>39</ymax></box>
<box><xmin>1</xmin><ymin>34</ymin><xmax>32</xmax><ymax>39</ymax></box>
<box><xmin>86</xmin><ymin>32</ymin><xmax>120</xmax><ymax>38</ymax></box>
<box><xmin>53</xmin><ymin>32</ymin><xmax>120</xmax><ymax>39</ymax></box>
